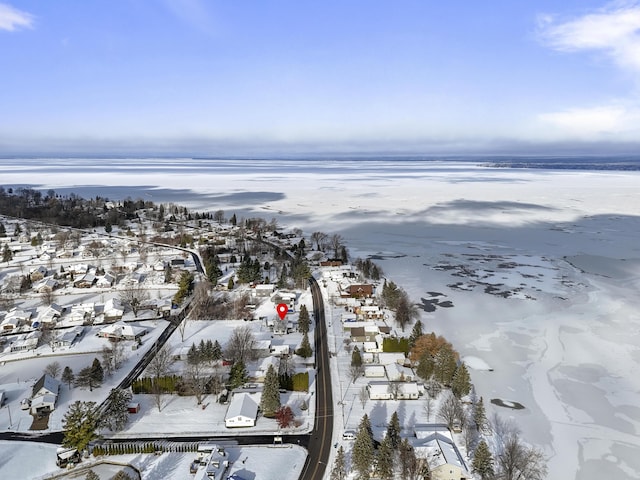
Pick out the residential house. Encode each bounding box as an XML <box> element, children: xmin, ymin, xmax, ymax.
<box><xmin>385</xmin><ymin>363</ymin><xmax>415</xmax><ymax>382</ymax></box>
<box><xmin>2</xmin><ymin>308</ymin><xmax>32</xmax><ymax>331</ymax></box>
<box><xmin>412</xmin><ymin>426</ymin><xmax>471</xmax><ymax>480</ymax></box>
<box><xmin>35</xmin><ymin>277</ymin><xmax>59</xmax><ymax>293</ymax></box>
<box><xmin>367</xmin><ymin>381</ymin><xmax>393</xmax><ymax>400</ymax></box>
<box><xmin>10</xmin><ymin>331</ymin><xmax>40</xmax><ymax>352</ymax></box>
<box><xmin>31</xmin><ymin>373</ymin><xmax>60</xmax><ymax>414</ymax></box>
<box><xmin>364</xmin><ymin>365</ymin><xmax>386</xmax><ymax>378</ymax></box>
<box><xmin>29</xmin><ymin>266</ymin><xmax>48</xmax><ymax>282</ymax></box>
<box><xmin>69</xmin><ymin>303</ymin><xmax>95</xmax><ymax>324</ymax></box>
<box><xmin>194</xmin><ymin>445</ymin><xmax>229</xmax><ymax>480</ymax></box>
<box><xmin>98</xmin><ymin>322</ymin><xmax>147</xmax><ymax>341</ymax></box>
<box><xmin>254</xmin><ymin>284</ymin><xmax>275</xmax><ymax>298</ymax></box>
<box><xmin>51</xmin><ymin>326</ymin><xmax>84</xmax><ymax>349</ymax></box>
<box><xmin>103</xmin><ymin>298</ymin><xmax>124</xmax><ymax>322</ymax></box>
<box><xmin>95</xmin><ymin>273</ymin><xmax>115</xmax><ymax>288</ymax></box>
<box><xmin>395</xmin><ymin>382</ymin><xmax>420</xmax><ymax>400</ymax></box>
<box><xmin>252</xmin><ymin>356</ymin><xmax>279</xmax><ymax>382</ymax></box>
<box><xmin>74</xmin><ymin>273</ymin><xmax>96</xmax><ymax>288</ymax></box>
<box><xmin>224</xmin><ymin>392</ymin><xmax>260</xmax><ymax>428</ymax></box>
<box><xmin>378</xmin><ymin>352</ymin><xmax>408</xmax><ymax>366</ymax></box>
<box><xmin>345</xmin><ymin>284</ymin><xmax>374</xmax><ymax>298</ymax></box>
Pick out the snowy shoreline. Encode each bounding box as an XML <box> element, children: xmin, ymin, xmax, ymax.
<box><xmin>2</xmin><ymin>160</ymin><xmax>639</xmax><ymax>479</ymax></box>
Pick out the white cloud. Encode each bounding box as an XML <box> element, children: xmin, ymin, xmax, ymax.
<box><xmin>538</xmin><ymin>104</ymin><xmax>640</xmax><ymax>137</ymax></box>
<box><xmin>0</xmin><ymin>3</ymin><xmax>33</xmax><ymax>32</ymax></box>
<box><xmin>538</xmin><ymin>2</ymin><xmax>640</xmax><ymax>71</ymax></box>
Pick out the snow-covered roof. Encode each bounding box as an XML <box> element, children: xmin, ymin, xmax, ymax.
<box><xmin>225</xmin><ymin>393</ymin><xmax>259</xmax><ymax>422</ymax></box>
<box><xmin>32</xmin><ymin>374</ymin><xmax>59</xmax><ymax>399</ymax></box>
<box><xmin>99</xmin><ymin>321</ymin><xmax>146</xmax><ymax>338</ymax></box>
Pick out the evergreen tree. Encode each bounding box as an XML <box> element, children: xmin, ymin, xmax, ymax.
<box><xmin>298</xmin><ymin>304</ymin><xmax>310</xmax><ymax>334</ymax></box>
<box><xmin>452</xmin><ymin>363</ymin><xmax>472</xmax><ymax>398</ymax></box>
<box><xmin>104</xmin><ymin>222</ymin><xmax>112</xmax><ymax>233</ymax></box>
<box><xmin>260</xmin><ymin>364</ymin><xmax>281</xmax><ymax>417</ymax></box>
<box><xmin>474</xmin><ymin>397</ymin><xmax>487</xmax><ymax>432</ymax></box>
<box><xmin>62</xmin><ymin>401</ymin><xmax>100</xmax><ymax>452</ymax></box>
<box><xmin>230</xmin><ymin>213</ymin><xmax>237</xmax><ymax>226</ymax></box>
<box><xmin>296</xmin><ymin>332</ymin><xmax>313</xmax><ymax>358</ymax></box>
<box><xmin>416</xmin><ymin>354</ymin><xmax>435</xmax><ymax>381</ymax></box>
<box><xmin>352</xmin><ymin>414</ymin><xmax>375</xmax><ymax>480</ymax></box>
<box><xmin>472</xmin><ymin>440</ymin><xmax>494</xmax><ymax>480</ymax></box>
<box><xmin>0</xmin><ymin>222</ymin><xmax>5</xmax><ymax>237</ymax></box>
<box><xmin>386</xmin><ymin>410</ymin><xmax>401</xmax><ymax>450</ymax></box>
<box><xmin>409</xmin><ymin>320</ymin><xmax>423</xmax><ymax>347</ymax></box>
<box><xmin>187</xmin><ymin>343</ymin><xmax>200</xmax><ymax>365</ymax></box>
<box><xmin>212</xmin><ymin>340</ymin><xmax>222</xmax><ymax>361</ymax></box>
<box><xmin>375</xmin><ymin>436</ymin><xmax>394</xmax><ymax>480</ymax></box>
<box><xmin>371</xmin><ymin>264</ymin><xmax>380</xmax><ymax>281</ymax></box>
<box><xmin>433</xmin><ymin>344</ymin><xmax>457</xmax><ymax>386</ymax></box>
<box><xmin>101</xmin><ymin>388</ymin><xmax>132</xmax><ymax>431</ymax></box>
<box><xmin>91</xmin><ymin>358</ymin><xmax>104</xmax><ymax>385</ymax></box>
<box><xmin>61</xmin><ymin>366</ymin><xmax>75</xmax><ymax>389</ymax></box>
<box><xmin>227</xmin><ymin>277</ymin><xmax>234</xmax><ymax>290</ymax></box>
<box><xmin>351</xmin><ymin>345</ymin><xmax>362</xmax><ymax>368</ymax></box>
<box><xmin>330</xmin><ymin>445</ymin><xmax>348</xmax><ymax>480</ymax></box>
<box><xmin>399</xmin><ymin>438</ymin><xmax>417</xmax><ymax>479</ymax></box>
<box><xmin>229</xmin><ymin>360</ymin><xmax>248</xmax><ymax>388</ymax></box>
<box><xmin>2</xmin><ymin>244</ymin><xmax>12</xmax><ymax>263</ymax></box>
<box><xmin>76</xmin><ymin>365</ymin><xmax>100</xmax><ymax>391</ymax></box>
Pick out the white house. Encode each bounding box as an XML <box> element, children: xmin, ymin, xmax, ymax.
<box><xmin>367</xmin><ymin>381</ymin><xmax>393</xmax><ymax>400</ymax></box>
<box><xmin>31</xmin><ymin>374</ymin><xmax>60</xmax><ymax>414</ymax></box>
<box><xmin>224</xmin><ymin>393</ymin><xmax>259</xmax><ymax>428</ymax></box>
<box><xmin>98</xmin><ymin>322</ymin><xmax>147</xmax><ymax>341</ymax></box>
<box><xmin>377</xmin><ymin>352</ymin><xmax>407</xmax><ymax>366</ymax></box>
<box><xmin>51</xmin><ymin>326</ymin><xmax>84</xmax><ymax>349</ymax></box>
<box><xmin>396</xmin><ymin>382</ymin><xmax>420</xmax><ymax>400</ymax></box>
<box><xmin>194</xmin><ymin>445</ymin><xmax>229</xmax><ymax>480</ymax></box>
<box><xmin>10</xmin><ymin>331</ymin><xmax>40</xmax><ymax>352</ymax></box>
<box><xmin>412</xmin><ymin>427</ymin><xmax>470</xmax><ymax>480</ymax></box>
<box><xmin>364</xmin><ymin>365</ymin><xmax>386</xmax><ymax>378</ymax></box>
<box><xmin>103</xmin><ymin>298</ymin><xmax>124</xmax><ymax>321</ymax></box>
<box><xmin>385</xmin><ymin>362</ymin><xmax>415</xmax><ymax>382</ymax></box>
<box><xmin>254</xmin><ymin>284</ymin><xmax>276</xmax><ymax>298</ymax></box>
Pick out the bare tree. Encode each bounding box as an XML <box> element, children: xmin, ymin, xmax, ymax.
<box><xmin>225</xmin><ymin>326</ymin><xmax>256</xmax><ymax>364</ymax></box>
<box><xmin>39</xmin><ymin>324</ymin><xmax>56</xmax><ymax>351</ymax></box>
<box><xmin>423</xmin><ymin>396</ymin><xmax>434</xmax><ymax>422</ymax></box>
<box><xmin>213</xmin><ymin>210</ymin><xmax>225</xmax><ymax>224</ymax></box>
<box><xmin>44</xmin><ymin>361</ymin><xmax>61</xmax><ymax>378</ymax></box>
<box><xmin>184</xmin><ymin>360</ymin><xmax>208</xmax><ymax>405</ymax></box>
<box><xmin>112</xmin><ymin>339</ymin><xmax>126</xmax><ymax>370</ymax></box>
<box><xmin>437</xmin><ymin>391</ymin><xmax>463</xmax><ymax>429</ymax></box>
<box><xmin>148</xmin><ymin>345</ymin><xmax>172</xmax><ymax>379</ymax></box>
<box><xmin>310</xmin><ymin>231</ymin><xmax>328</xmax><ymax>251</ymax></box>
<box><xmin>496</xmin><ymin>435</ymin><xmax>548</xmax><ymax>480</ymax></box>
<box><xmin>119</xmin><ymin>283</ymin><xmax>150</xmax><ymax>317</ymax></box>
<box><xmin>0</xmin><ymin>293</ymin><xmax>14</xmax><ymax>311</ymax></box>
<box><xmin>349</xmin><ymin>364</ymin><xmax>364</xmax><ymax>384</ymax></box>
<box><xmin>148</xmin><ymin>345</ymin><xmax>172</xmax><ymax>412</ymax></box>
<box><xmin>388</xmin><ymin>381</ymin><xmax>401</xmax><ymax>400</ymax></box>
<box><xmin>101</xmin><ymin>345</ymin><xmax>115</xmax><ymax>377</ymax></box>
<box><xmin>358</xmin><ymin>386</ymin><xmax>369</xmax><ymax>409</ymax></box>
<box><xmin>177</xmin><ymin>316</ymin><xmax>189</xmax><ymax>342</ymax></box>
<box><xmin>329</xmin><ymin>234</ymin><xmax>343</xmax><ymax>259</ymax></box>
<box><xmin>86</xmin><ymin>240</ymin><xmax>103</xmax><ymax>259</ymax></box>
<box><xmin>40</xmin><ymin>288</ymin><xmax>57</xmax><ymax>306</ymax></box>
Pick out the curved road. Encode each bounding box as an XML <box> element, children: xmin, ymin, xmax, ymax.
<box><xmin>299</xmin><ymin>276</ymin><xmax>333</xmax><ymax>480</ymax></box>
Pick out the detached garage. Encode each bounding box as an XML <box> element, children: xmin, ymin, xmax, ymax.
<box><xmin>225</xmin><ymin>393</ymin><xmax>259</xmax><ymax>428</ymax></box>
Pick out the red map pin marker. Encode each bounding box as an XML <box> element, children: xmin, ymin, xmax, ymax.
<box><xmin>276</xmin><ymin>303</ymin><xmax>288</xmax><ymax>320</ymax></box>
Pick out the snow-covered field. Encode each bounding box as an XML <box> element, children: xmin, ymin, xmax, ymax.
<box><xmin>2</xmin><ymin>159</ymin><xmax>640</xmax><ymax>479</ymax></box>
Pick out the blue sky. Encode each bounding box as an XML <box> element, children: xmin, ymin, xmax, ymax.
<box><xmin>2</xmin><ymin>0</ymin><xmax>640</xmax><ymax>155</ymax></box>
